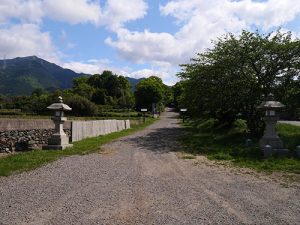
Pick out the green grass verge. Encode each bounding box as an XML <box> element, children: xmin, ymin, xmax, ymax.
<box><xmin>0</xmin><ymin>118</ymin><xmax>156</xmax><ymax>177</ymax></box>
<box><xmin>180</xmin><ymin>119</ymin><xmax>300</xmax><ymax>173</ymax></box>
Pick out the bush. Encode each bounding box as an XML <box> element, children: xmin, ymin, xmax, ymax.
<box><xmin>64</xmin><ymin>95</ymin><xmax>98</xmax><ymax>116</ymax></box>
<box><xmin>233</xmin><ymin>119</ymin><xmax>249</xmax><ymax>133</ymax></box>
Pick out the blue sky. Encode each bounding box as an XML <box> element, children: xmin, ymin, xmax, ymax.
<box><xmin>1</xmin><ymin>0</ymin><xmax>300</xmax><ymax>85</ymax></box>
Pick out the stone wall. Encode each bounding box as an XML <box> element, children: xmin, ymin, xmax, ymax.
<box><xmin>0</xmin><ymin>118</ymin><xmax>130</xmax><ymax>152</ymax></box>
<box><xmin>0</xmin><ymin>129</ymin><xmax>71</xmax><ymax>153</ymax></box>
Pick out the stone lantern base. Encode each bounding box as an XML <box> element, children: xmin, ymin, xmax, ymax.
<box><xmin>260</xmin><ymin>138</ymin><xmax>289</xmax><ymax>155</ymax></box>
<box><xmin>259</xmin><ymin>137</ymin><xmax>284</xmax><ymax>149</ymax></box>
<box><xmin>43</xmin><ymin>144</ymin><xmax>73</xmax><ymax>150</ymax></box>
<box><xmin>42</xmin><ymin>133</ymin><xmax>73</xmax><ymax>150</ymax></box>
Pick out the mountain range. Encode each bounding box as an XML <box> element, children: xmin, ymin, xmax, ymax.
<box><xmin>0</xmin><ymin>56</ymin><xmax>143</xmax><ymax>96</ymax></box>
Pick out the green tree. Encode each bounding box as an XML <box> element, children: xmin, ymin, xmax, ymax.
<box><xmin>72</xmin><ymin>76</ymin><xmax>95</xmax><ymax>100</ymax></box>
<box><xmin>64</xmin><ymin>95</ymin><xmax>98</xmax><ymax>116</ymax></box>
<box><xmin>179</xmin><ymin>30</ymin><xmax>300</xmax><ymax>135</ymax></box>
<box><xmin>134</xmin><ymin>76</ymin><xmax>164</xmax><ymax>110</ymax></box>
<box><xmin>87</xmin><ymin>71</ymin><xmax>134</xmax><ymax>108</ymax></box>
<box><xmin>172</xmin><ymin>81</ymin><xmax>186</xmax><ymax>109</ymax></box>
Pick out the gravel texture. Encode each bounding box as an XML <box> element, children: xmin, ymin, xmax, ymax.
<box><xmin>0</xmin><ymin>109</ymin><xmax>299</xmax><ymax>225</ymax></box>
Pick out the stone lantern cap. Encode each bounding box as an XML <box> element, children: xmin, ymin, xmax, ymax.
<box><xmin>47</xmin><ymin>96</ymin><xmax>72</xmax><ymax>111</ymax></box>
<box><xmin>257</xmin><ymin>93</ymin><xmax>285</xmax><ymax>110</ymax></box>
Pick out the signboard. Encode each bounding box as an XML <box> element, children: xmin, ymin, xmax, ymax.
<box><xmin>141</xmin><ymin>108</ymin><xmax>147</xmax><ymax>112</ymax></box>
<box><xmin>180</xmin><ymin>108</ymin><xmax>187</xmax><ymax>112</ymax></box>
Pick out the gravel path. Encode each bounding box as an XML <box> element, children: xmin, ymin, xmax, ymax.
<box><xmin>0</xmin><ymin>109</ymin><xmax>299</xmax><ymax>225</ymax></box>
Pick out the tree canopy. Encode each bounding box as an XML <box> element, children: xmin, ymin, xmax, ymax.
<box><xmin>72</xmin><ymin>70</ymin><xmax>134</xmax><ymax>108</ymax></box>
<box><xmin>134</xmin><ymin>76</ymin><xmax>172</xmax><ymax>111</ymax></box>
<box><xmin>178</xmin><ymin>30</ymin><xmax>300</xmax><ymax>135</ymax></box>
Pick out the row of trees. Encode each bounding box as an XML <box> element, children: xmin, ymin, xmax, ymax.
<box><xmin>175</xmin><ymin>30</ymin><xmax>300</xmax><ymax>135</ymax></box>
<box><xmin>72</xmin><ymin>71</ymin><xmax>134</xmax><ymax>108</ymax></box>
<box><xmin>0</xmin><ymin>71</ymin><xmax>173</xmax><ymax>117</ymax></box>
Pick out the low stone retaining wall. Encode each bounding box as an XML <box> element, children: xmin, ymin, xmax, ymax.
<box><xmin>0</xmin><ymin>129</ymin><xmax>71</xmax><ymax>153</ymax></box>
<box><xmin>0</xmin><ymin>118</ymin><xmax>130</xmax><ymax>152</ymax></box>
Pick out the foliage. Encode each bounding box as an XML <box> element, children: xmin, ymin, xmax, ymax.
<box><xmin>71</xmin><ymin>70</ymin><xmax>136</xmax><ymax>112</ymax></box>
<box><xmin>64</xmin><ymin>95</ymin><xmax>98</xmax><ymax>116</ymax></box>
<box><xmin>277</xmin><ymin>80</ymin><xmax>300</xmax><ymax>120</ymax></box>
<box><xmin>134</xmin><ymin>76</ymin><xmax>171</xmax><ymax>111</ymax></box>
<box><xmin>72</xmin><ymin>76</ymin><xmax>95</xmax><ymax>100</ymax></box>
<box><xmin>180</xmin><ymin>118</ymin><xmax>300</xmax><ymax>173</ymax></box>
<box><xmin>172</xmin><ymin>81</ymin><xmax>186</xmax><ymax>109</ymax></box>
<box><xmin>0</xmin><ymin>70</ymin><xmax>138</xmax><ymax>117</ymax></box>
<box><xmin>178</xmin><ymin>30</ymin><xmax>300</xmax><ymax>135</ymax></box>
<box><xmin>0</xmin><ymin>55</ymin><xmax>170</xmax><ymax>118</ymax></box>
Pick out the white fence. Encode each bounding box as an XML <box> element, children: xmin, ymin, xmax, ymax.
<box><xmin>71</xmin><ymin>120</ymin><xmax>130</xmax><ymax>142</ymax></box>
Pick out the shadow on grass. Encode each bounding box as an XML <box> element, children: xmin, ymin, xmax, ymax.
<box><xmin>180</xmin><ymin>119</ymin><xmax>300</xmax><ymax>173</ymax></box>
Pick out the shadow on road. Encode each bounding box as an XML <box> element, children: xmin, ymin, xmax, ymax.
<box><xmin>124</xmin><ymin>127</ymin><xmax>184</xmax><ymax>154</ymax></box>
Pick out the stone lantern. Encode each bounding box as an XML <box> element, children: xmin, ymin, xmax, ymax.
<box><xmin>43</xmin><ymin>96</ymin><xmax>73</xmax><ymax>150</ymax></box>
<box><xmin>258</xmin><ymin>93</ymin><xmax>285</xmax><ymax>151</ymax></box>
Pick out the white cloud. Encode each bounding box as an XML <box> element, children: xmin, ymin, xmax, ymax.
<box><xmin>63</xmin><ymin>58</ymin><xmax>129</xmax><ymax>76</ymax></box>
<box><xmin>105</xmin><ymin>29</ymin><xmax>181</xmax><ymax>64</ymax></box>
<box><xmin>63</xmin><ymin>59</ymin><xmax>111</xmax><ymax>75</ymax></box>
<box><xmin>63</xmin><ymin>58</ymin><xmax>178</xmax><ymax>85</ymax></box>
<box><xmin>0</xmin><ymin>0</ymin><xmax>43</xmax><ymax>24</ymax></box>
<box><xmin>106</xmin><ymin>0</ymin><xmax>300</xmax><ymax>69</ymax></box>
<box><xmin>102</xmin><ymin>0</ymin><xmax>148</xmax><ymax>30</ymax></box>
<box><xmin>0</xmin><ymin>0</ymin><xmax>149</xmax><ymax>67</ymax></box>
<box><xmin>43</xmin><ymin>0</ymin><xmax>102</xmax><ymax>25</ymax></box>
<box><xmin>130</xmin><ymin>68</ymin><xmax>166</xmax><ymax>79</ymax></box>
<box><xmin>0</xmin><ymin>0</ymin><xmax>101</xmax><ymax>25</ymax></box>
<box><xmin>44</xmin><ymin>0</ymin><xmax>148</xmax><ymax>28</ymax></box>
<box><xmin>230</xmin><ymin>0</ymin><xmax>300</xmax><ymax>29</ymax></box>
<box><xmin>0</xmin><ymin>23</ymin><xmax>60</xmax><ymax>63</ymax></box>
<box><xmin>2</xmin><ymin>0</ymin><xmax>300</xmax><ymax>85</ymax></box>
<box><xmin>161</xmin><ymin>0</ymin><xmax>300</xmax><ymax>30</ymax></box>
<box><xmin>0</xmin><ymin>0</ymin><xmax>148</xmax><ymax>28</ymax></box>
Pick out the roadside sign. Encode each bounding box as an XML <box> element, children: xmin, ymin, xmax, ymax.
<box><xmin>180</xmin><ymin>108</ymin><xmax>187</xmax><ymax>112</ymax></box>
<box><xmin>141</xmin><ymin>108</ymin><xmax>147</xmax><ymax>112</ymax></box>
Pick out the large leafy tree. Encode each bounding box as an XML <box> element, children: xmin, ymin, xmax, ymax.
<box><xmin>179</xmin><ymin>30</ymin><xmax>300</xmax><ymax>135</ymax></box>
<box><xmin>134</xmin><ymin>76</ymin><xmax>164</xmax><ymax>110</ymax></box>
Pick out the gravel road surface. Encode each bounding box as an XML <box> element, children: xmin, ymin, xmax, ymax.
<box><xmin>0</xmin><ymin>109</ymin><xmax>299</xmax><ymax>225</ymax></box>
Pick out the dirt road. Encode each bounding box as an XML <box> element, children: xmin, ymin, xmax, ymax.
<box><xmin>0</xmin><ymin>109</ymin><xmax>299</xmax><ymax>225</ymax></box>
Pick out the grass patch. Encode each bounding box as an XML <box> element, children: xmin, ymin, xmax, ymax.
<box><xmin>181</xmin><ymin>153</ymin><xmax>196</xmax><ymax>160</ymax></box>
<box><xmin>180</xmin><ymin>118</ymin><xmax>300</xmax><ymax>173</ymax></box>
<box><xmin>0</xmin><ymin>118</ymin><xmax>156</xmax><ymax>177</ymax></box>
<box><xmin>277</xmin><ymin>123</ymin><xmax>300</xmax><ymax>150</ymax></box>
